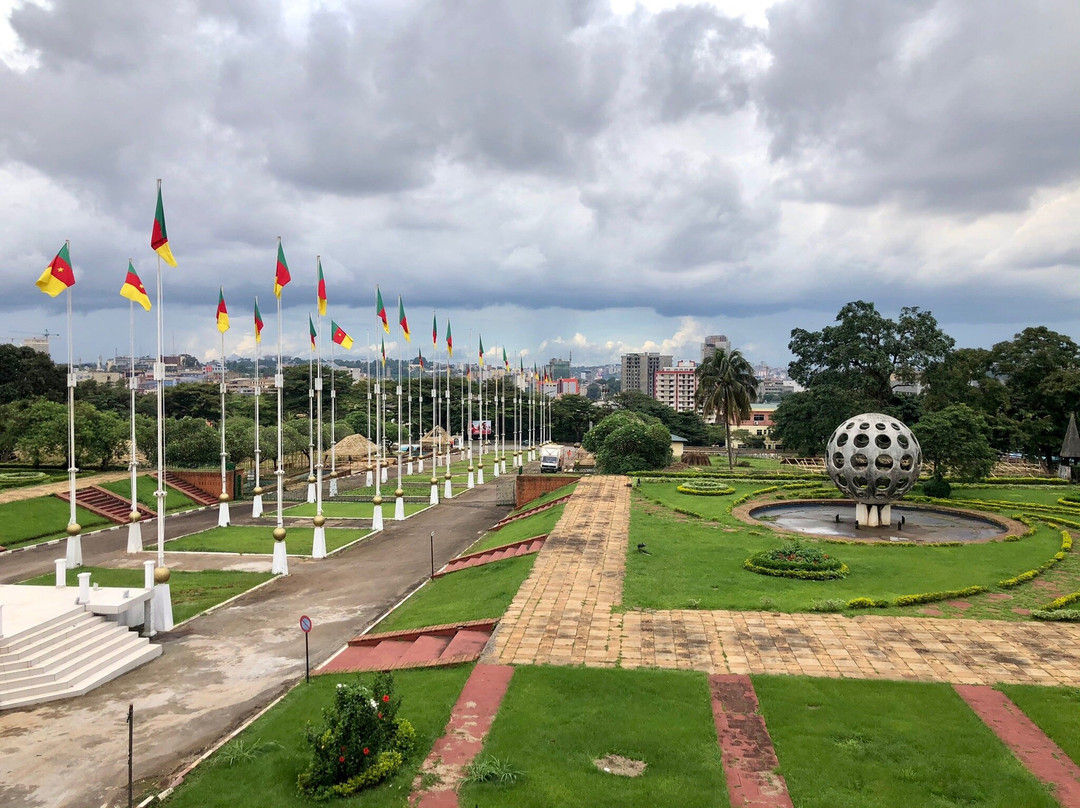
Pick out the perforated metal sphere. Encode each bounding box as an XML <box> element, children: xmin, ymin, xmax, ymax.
<box><xmin>826</xmin><ymin>413</ymin><xmax>922</xmax><ymax>503</ymax></box>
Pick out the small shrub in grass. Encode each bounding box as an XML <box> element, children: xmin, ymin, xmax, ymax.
<box><xmin>846</xmin><ymin>597</ymin><xmax>889</xmax><ymax>609</ymax></box>
<box><xmin>744</xmin><ymin>540</ymin><xmax>848</xmax><ymax>580</ymax></box>
<box><xmin>464</xmin><ymin>755</ymin><xmax>525</xmax><ymax>785</ymax></box>
<box><xmin>675</xmin><ymin>480</ymin><xmax>735</xmax><ymax>496</ymax></box>
<box><xmin>1033</xmin><ymin>609</ymin><xmax>1080</xmax><ymax>621</ymax></box>
<box><xmin>892</xmin><ymin>585</ymin><xmax>986</xmax><ymax>607</ymax></box>
<box><xmin>809</xmin><ymin>598</ymin><xmax>848</xmax><ymax>612</ymax></box>
<box><xmin>297</xmin><ymin>672</ymin><xmax>416</xmax><ymax>800</ymax></box>
<box><xmin>922</xmin><ymin>476</ymin><xmax>951</xmax><ymax>498</ymax></box>
<box><xmin>212</xmin><ymin>738</ymin><xmax>283</xmax><ymax>767</ymax></box>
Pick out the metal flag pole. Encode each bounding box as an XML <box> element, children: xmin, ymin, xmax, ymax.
<box><xmin>394</xmin><ymin>305</ymin><xmax>405</xmax><ymax>521</ymax></box>
<box><xmin>467</xmin><ymin>331</ymin><xmax>475</xmax><ymax>489</ymax></box>
<box><xmin>477</xmin><ymin>336</ymin><xmax>485</xmax><ymax>486</ymax></box>
<box><xmin>312</xmin><ymin>263</ymin><xmax>327</xmax><ymax>557</ymax></box>
<box><xmin>306</xmin><ymin>322</ymin><xmax>316</xmax><ymax>504</ymax></box>
<box><xmin>407</xmin><ymin>342</ymin><xmax>414</xmax><ymax>477</ymax></box>
<box><xmin>500</xmin><ymin>354</ymin><xmax>507</xmax><ymax>474</ymax></box>
<box><xmin>372</xmin><ymin>318</ymin><xmax>385</xmax><ymax>531</ymax></box>
<box><xmin>272</xmin><ymin>237</ymin><xmax>289</xmax><ymax>575</ymax></box>
<box><xmin>217</xmin><ymin>291</ymin><xmax>230</xmax><ymax>528</ymax></box>
<box><xmin>329</xmin><ymin>328</ymin><xmax>338</xmax><ymax>498</ymax></box>
<box><xmin>63</xmin><ymin>242</ymin><xmax>81</xmax><ymax>569</ymax></box>
<box><xmin>444</xmin><ymin>321</ymin><xmax>453</xmax><ymax>499</ymax></box>
<box><xmin>365</xmin><ymin>329</ymin><xmax>373</xmax><ymax>488</ymax></box>
<box><xmin>252</xmin><ymin>298</ymin><xmax>264</xmax><ymax>518</ymax></box>
<box><xmin>151</xmin><ymin>184</ymin><xmax>173</xmax><ymax>630</ymax></box>
<box><xmin>492</xmin><ymin>352</ymin><xmax>500</xmax><ymax>479</ymax></box>
<box><xmin>428</xmin><ymin>312</ymin><xmax>438</xmax><ymax>504</ymax></box>
<box><xmin>125</xmin><ymin>277</ymin><xmax>143</xmax><ymax>553</ymax></box>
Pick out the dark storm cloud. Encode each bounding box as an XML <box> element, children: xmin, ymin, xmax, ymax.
<box><xmin>759</xmin><ymin>0</ymin><xmax>1080</xmax><ymax>212</ymax></box>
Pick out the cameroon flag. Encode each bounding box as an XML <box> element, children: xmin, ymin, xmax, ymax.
<box><xmin>216</xmin><ymin>288</ymin><xmax>229</xmax><ymax>333</ymax></box>
<box><xmin>254</xmin><ymin>298</ymin><xmax>264</xmax><ymax>344</ymax></box>
<box><xmin>120</xmin><ymin>261</ymin><xmax>151</xmax><ymax>311</ymax></box>
<box><xmin>503</xmin><ymin>346</ymin><xmax>509</xmax><ymax>371</ymax></box>
<box><xmin>446</xmin><ymin>319</ymin><xmax>453</xmax><ymax>357</ymax></box>
<box><xmin>317</xmin><ymin>257</ymin><xmax>327</xmax><ymax>316</ymax></box>
<box><xmin>478</xmin><ymin>334</ymin><xmax>485</xmax><ymax>366</ymax></box>
<box><xmin>151</xmin><ymin>185</ymin><xmax>178</xmax><ymax>267</ymax></box>
<box><xmin>308</xmin><ymin>315</ymin><xmax>317</xmax><ymax>349</ymax></box>
<box><xmin>274</xmin><ymin>241</ymin><xmax>291</xmax><ymax>298</ymax></box>
<box><xmin>331</xmin><ymin>320</ymin><xmax>353</xmax><ymax>350</ymax></box>
<box><xmin>36</xmin><ymin>243</ymin><xmax>75</xmax><ymax>297</ymax></box>
<box><xmin>376</xmin><ymin>286</ymin><xmax>389</xmax><ymax>333</ymax></box>
<box><xmin>398</xmin><ymin>296</ymin><xmax>410</xmax><ymax>341</ymax></box>
<box><xmin>432</xmin><ymin>312</ymin><xmax>437</xmax><ymax>347</ymax></box>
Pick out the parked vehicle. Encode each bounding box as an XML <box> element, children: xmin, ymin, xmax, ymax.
<box><xmin>540</xmin><ymin>445</ymin><xmax>562</xmax><ymax>473</ymax></box>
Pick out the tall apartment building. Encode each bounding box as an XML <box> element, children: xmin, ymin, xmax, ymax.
<box><xmin>654</xmin><ymin>360</ymin><xmax>698</xmax><ymax>413</ymax></box>
<box><xmin>621</xmin><ymin>352</ymin><xmax>672</xmax><ymax>397</ymax></box>
<box><xmin>549</xmin><ymin>357</ymin><xmax>571</xmax><ymax>380</ymax></box>
<box><xmin>701</xmin><ymin>335</ymin><xmax>731</xmax><ymax>364</ymax></box>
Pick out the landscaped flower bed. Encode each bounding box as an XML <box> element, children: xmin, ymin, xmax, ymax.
<box><xmin>744</xmin><ymin>541</ymin><xmax>849</xmax><ymax>580</ymax></box>
<box><xmin>676</xmin><ymin>479</ymin><xmax>735</xmax><ymax>496</ymax></box>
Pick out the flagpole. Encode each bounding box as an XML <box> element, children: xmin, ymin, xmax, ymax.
<box><xmin>306</xmin><ymin>325</ymin><xmax>315</xmax><ymax>504</ymax></box>
<box><xmin>126</xmin><ymin>287</ymin><xmax>143</xmax><ymax>553</ymax></box>
<box><xmin>365</xmin><ymin>329</ymin><xmax>373</xmax><ymax>488</ymax></box>
<box><xmin>252</xmin><ymin>298</ymin><xmax>263</xmax><ymax>518</ymax></box>
<box><xmin>395</xmin><ymin>308</ymin><xmax>405</xmax><ymax>521</ymax></box>
<box><xmin>416</xmin><ymin>347</ymin><xmax>423</xmax><ymax>476</ymax></box>
<box><xmin>372</xmin><ymin>317</ymin><xmax>384</xmax><ymax>531</ymax></box>
<box><xmin>428</xmin><ymin>312</ymin><xmax>438</xmax><ymax>505</ymax></box>
<box><xmin>272</xmin><ymin>237</ymin><xmax>289</xmax><ymax>575</ymax></box>
<box><xmin>477</xmin><ymin>336</ymin><xmax>485</xmax><ymax>486</ymax></box>
<box><xmin>492</xmin><ymin>353</ymin><xmax>500</xmax><ymax>479</ymax></box>
<box><xmin>467</xmin><ymin>330</ymin><xmax>475</xmax><ymax>489</ymax></box>
<box><xmin>444</xmin><ymin>323</ymin><xmax>453</xmax><ymax>499</ymax></box>
<box><xmin>151</xmin><ymin>188</ymin><xmax>173</xmax><ymax>631</ymax></box>
<box><xmin>63</xmin><ymin>244</ymin><xmax>82</xmax><ymax>569</ymax></box>
<box><xmin>217</xmin><ymin>303</ymin><xmax>230</xmax><ymax>527</ymax></box>
<box><xmin>329</xmin><ymin>331</ymin><xmax>338</xmax><ymax>498</ymax></box>
<box><xmin>312</xmin><ymin>260</ymin><xmax>326</xmax><ymax>558</ymax></box>
<box><xmin>500</xmin><ymin>355</ymin><xmax>506</xmax><ymax>474</ymax></box>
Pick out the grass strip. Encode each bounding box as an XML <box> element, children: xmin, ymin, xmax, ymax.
<box><xmin>459</xmin><ymin>666</ymin><xmax>729</xmax><ymax>808</ymax></box>
<box><xmin>21</xmin><ymin>566</ymin><xmax>273</xmax><ymax>624</ymax></box>
<box><xmin>754</xmin><ymin>676</ymin><xmax>1059</xmax><ymax>808</ymax></box>
<box><xmin>168</xmin><ymin>526</ymin><xmax>370</xmax><ymax>555</ymax></box>
<box><xmin>283</xmin><ymin>502</ymin><xmax>430</xmax><ymax>518</ymax></box>
<box><xmin>0</xmin><ymin>495</ymin><xmax>110</xmax><ymax>548</ymax></box>
<box><xmin>98</xmin><ymin>474</ymin><xmax>197</xmax><ymax>512</ymax></box>
<box><xmin>996</xmin><ymin>684</ymin><xmax>1080</xmax><ymax>767</ymax></box>
<box><xmin>161</xmin><ymin>665</ymin><xmax>473</xmax><ymax>808</ymax></box>
<box><xmin>468</xmin><ymin>505</ymin><xmax>565</xmax><ymax>554</ymax></box>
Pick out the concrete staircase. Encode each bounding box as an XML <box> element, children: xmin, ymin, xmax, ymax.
<box><xmin>434</xmin><ymin>535</ymin><xmax>548</xmax><ymax>577</ymax></box>
<box><xmin>490</xmin><ymin>494</ymin><xmax>572</xmax><ymax>531</ymax></box>
<box><xmin>318</xmin><ymin>620</ymin><xmax>496</xmax><ymax>674</ymax></box>
<box><xmin>54</xmin><ymin>485</ymin><xmax>156</xmax><ymax>525</ymax></box>
<box><xmin>0</xmin><ymin>607</ymin><xmax>162</xmax><ymax>710</ymax></box>
<box><xmin>151</xmin><ymin>471</ymin><xmax>218</xmax><ymax>506</ymax></box>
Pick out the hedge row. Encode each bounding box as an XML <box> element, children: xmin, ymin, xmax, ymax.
<box><xmin>997</xmin><ymin>528</ymin><xmax>1072</xmax><ymax>588</ymax></box>
<box><xmin>743</xmin><ymin>557</ymin><xmax>849</xmax><ymax>580</ymax></box>
<box><xmin>893</xmin><ymin>585</ymin><xmax>988</xmax><ymax>607</ymax></box>
<box><xmin>1032</xmin><ymin>609</ymin><xmax>1080</xmax><ymax>622</ymax></box>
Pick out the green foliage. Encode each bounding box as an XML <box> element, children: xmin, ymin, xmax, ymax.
<box><xmin>297</xmin><ymin>672</ymin><xmax>415</xmax><ymax>800</ymax></box>
<box><xmin>695</xmin><ymin>349</ymin><xmax>758</xmax><ymax>469</ymax></box>
<box><xmin>0</xmin><ymin>344</ymin><xmax>65</xmax><ymax>406</ymax></box>
<box><xmin>583</xmin><ymin>411</ymin><xmax>671</xmax><ymax>474</ymax></box>
<box><xmin>997</xmin><ymin>528</ymin><xmax>1071</xmax><ymax>587</ymax></box>
<box><xmin>1041</xmin><ymin>591</ymin><xmax>1080</xmax><ymax>611</ymax></box>
<box><xmin>846</xmin><ymin>597</ymin><xmax>889</xmax><ymax>609</ymax></box>
<box><xmin>921</xmin><ymin>476</ymin><xmax>951</xmax><ymax>498</ymax></box>
<box><xmin>464</xmin><ymin>755</ymin><xmax>525</xmax><ymax>785</ymax></box>
<box><xmin>913</xmin><ymin>404</ymin><xmax>996</xmax><ymax>482</ymax></box>
<box><xmin>612</xmin><ymin>391</ymin><xmax>711</xmax><ymax>446</ymax></box>
<box><xmin>1032</xmin><ymin>609</ymin><xmax>1080</xmax><ymax>621</ymax></box>
<box><xmin>744</xmin><ymin>541</ymin><xmax>849</xmax><ymax>580</ymax></box>
<box><xmin>212</xmin><ymin>738</ymin><xmax>284</xmax><ymax>767</ymax></box>
<box><xmin>676</xmin><ymin>480</ymin><xmax>734</xmax><ymax>496</ymax></box>
<box><xmin>892</xmin><ymin>585</ymin><xmax>987</xmax><ymax>607</ymax></box>
<box><xmin>549</xmin><ymin>394</ymin><xmax>597</xmax><ymax>443</ymax></box>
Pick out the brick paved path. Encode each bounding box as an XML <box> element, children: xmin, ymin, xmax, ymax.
<box><xmin>491</xmin><ymin>475</ymin><xmax>1080</xmax><ymax>686</ymax></box>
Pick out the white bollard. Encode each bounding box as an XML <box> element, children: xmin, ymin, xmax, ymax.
<box><xmin>251</xmin><ymin>493</ymin><xmax>264</xmax><ymax>518</ymax></box>
<box><xmin>55</xmin><ymin>559</ymin><xmax>67</xmax><ymax>588</ymax></box>
<box><xmin>143</xmin><ymin>560</ymin><xmax>156</xmax><ymax>590</ymax></box>
<box><xmin>77</xmin><ymin>572</ymin><xmax>91</xmax><ymax>605</ymax></box>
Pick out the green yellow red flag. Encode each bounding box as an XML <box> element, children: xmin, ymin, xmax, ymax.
<box><xmin>446</xmin><ymin>319</ymin><xmax>453</xmax><ymax>357</ymax></box>
<box><xmin>331</xmin><ymin>320</ymin><xmax>353</xmax><ymax>350</ymax></box>
<box><xmin>398</xmin><ymin>296</ymin><xmax>410</xmax><ymax>341</ymax></box>
<box><xmin>151</xmin><ymin>185</ymin><xmax>178</xmax><ymax>267</ymax></box>
<box><xmin>274</xmin><ymin>241</ymin><xmax>291</xmax><ymax>298</ymax></box>
<box><xmin>316</xmin><ymin>257</ymin><xmax>327</xmax><ymax>317</ymax></box>
<box><xmin>120</xmin><ymin>261</ymin><xmax>151</xmax><ymax>311</ymax></box>
<box><xmin>254</xmin><ymin>298</ymin><xmax>264</xmax><ymax>344</ymax></box>
<box><xmin>478</xmin><ymin>334</ymin><xmax>485</xmax><ymax>366</ymax></box>
<box><xmin>376</xmin><ymin>286</ymin><xmax>389</xmax><ymax>332</ymax></box>
<box><xmin>216</xmin><ymin>288</ymin><xmax>229</xmax><ymax>333</ymax></box>
<box><xmin>36</xmin><ymin>243</ymin><xmax>75</xmax><ymax>297</ymax></box>
<box><xmin>308</xmin><ymin>314</ymin><xmax>317</xmax><ymax>349</ymax></box>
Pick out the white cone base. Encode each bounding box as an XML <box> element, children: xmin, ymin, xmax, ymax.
<box><xmin>65</xmin><ymin>535</ymin><xmax>82</xmax><ymax>568</ymax></box>
<box><xmin>477</xmin><ymin>469</ymin><xmax>485</xmax><ymax>485</ymax></box>
<box><xmin>881</xmin><ymin>504</ymin><xmax>892</xmax><ymax>525</ymax></box>
<box><xmin>153</xmin><ymin>583</ymin><xmax>174</xmax><ymax>632</ymax></box>
<box><xmin>307</xmin><ymin>483</ymin><xmax>316</xmax><ymax>503</ymax></box>
<box><xmin>372</xmin><ymin>505</ymin><xmax>384</xmax><ymax>531</ymax></box>
<box><xmin>381</xmin><ymin>468</ymin><xmax>388</xmax><ymax>484</ymax></box>
<box><xmin>272</xmin><ymin>541</ymin><xmax>289</xmax><ymax>575</ymax></box>
<box><xmin>430</xmin><ymin>484</ymin><xmax>439</xmax><ymax>505</ymax></box>
<box><xmin>251</xmin><ymin>494</ymin><xmax>264</xmax><ymax>518</ymax></box>
<box><xmin>407</xmin><ymin>462</ymin><xmax>414</xmax><ymax>476</ymax></box>
<box><xmin>467</xmin><ymin>472</ymin><xmax>475</xmax><ymax>489</ymax></box>
<box><xmin>501</xmin><ymin>460</ymin><xmax>507</xmax><ymax>474</ymax></box>
<box><xmin>418</xmin><ymin>459</ymin><xmax>424</xmax><ymax>473</ymax></box>
<box><xmin>329</xmin><ymin>479</ymin><xmax>338</xmax><ymax>498</ymax></box>
<box><xmin>312</xmin><ymin>525</ymin><xmax>327</xmax><ymax>558</ymax></box>
<box><xmin>444</xmin><ymin>480</ymin><xmax>453</xmax><ymax>499</ymax></box>
<box><xmin>493</xmin><ymin>464</ymin><xmax>500</xmax><ymax>478</ymax></box>
<box><xmin>394</xmin><ymin>497</ymin><xmax>405</xmax><ymax>520</ymax></box>
<box><xmin>365</xmin><ymin>471</ymin><xmax>373</xmax><ymax>487</ymax></box>
<box><xmin>218</xmin><ymin>501</ymin><xmax>231</xmax><ymax>527</ymax></box>
<box><xmin>126</xmin><ymin>521</ymin><xmax>143</xmax><ymax>554</ymax></box>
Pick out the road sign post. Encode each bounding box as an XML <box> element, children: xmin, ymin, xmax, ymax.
<box><xmin>300</xmin><ymin>615</ymin><xmax>312</xmax><ymax>683</ymax></box>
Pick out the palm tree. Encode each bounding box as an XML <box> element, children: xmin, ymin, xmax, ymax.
<box><xmin>695</xmin><ymin>349</ymin><xmax>759</xmax><ymax>469</ymax></box>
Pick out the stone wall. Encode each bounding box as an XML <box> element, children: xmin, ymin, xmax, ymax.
<box><xmin>515</xmin><ymin>474</ymin><xmax>580</xmax><ymax>508</ymax></box>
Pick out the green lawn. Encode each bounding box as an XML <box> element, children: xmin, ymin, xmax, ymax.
<box><xmin>929</xmin><ymin>485</ymin><xmax>1079</xmax><ymax>507</ymax></box>
<box><xmin>0</xmin><ymin>495</ymin><xmax>110</xmax><ymax>549</ymax></box>
<box><xmin>283</xmin><ymin>501</ymin><xmax>430</xmax><ymax>518</ymax></box>
<box><xmin>374</xmin><ymin>555</ymin><xmax>535</xmax><ymax>633</ymax></box>
<box><xmin>161</xmin><ymin>666</ymin><xmax>474</xmax><ymax>808</ymax></box>
<box><xmin>637</xmin><ymin>480</ymin><xmax>782</xmax><ymax>521</ymax></box>
<box><xmin>459</xmin><ymin>666</ymin><xmax>728</xmax><ymax>808</ymax></box>
<box><xmin>468</xmin><ymin>505</ymin><xmax>565</xmax><ymax>554</ymax></box>
<box><xmin>99</xmin><ymin>474</ymin><xmax>198</xmax><ymax>512</ymax></box>
<box><xmin>754</xmin><ymin>676</ymin><xmax>1058</xmax><ymax>808</ymax></box>
<box><xmin>167</xmin><ymin>526</ymin><xmax>370</xmax><ymax>556</ymax></box>
<box><xmin>625</xmin><ymin>483</ymin><xmax>1067</xmax><ymax>614</ymax></box>
<box><xmin>21</xmin><ymin>566</ymin><xmax>273</xmax><ymax>624</ymax></box>
<box><xmin>997</xmin><ymin>684</ymin><xmax>1080</xmax><ymax>766</ymax></box>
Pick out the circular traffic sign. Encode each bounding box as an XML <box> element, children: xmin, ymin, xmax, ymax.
<box><xmin>299</xmin><ymin>615</ymin><xmax>312</xmax><ymax>633</ymax></box>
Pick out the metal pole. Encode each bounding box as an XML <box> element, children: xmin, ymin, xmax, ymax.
<box><xmin>253</xmin><ymin>298</ymin><xmax>261</xmax><ymax>506</ymax></box>
<box><xmin>129</xmin><ymin>296</ymin><xmax>137</xmax><ymax>519</ymax></box>
<box><xmin>127</xmin><ymin>702</ymin><xmax>133</xmax><ymax>808</ymax></box>
<box><xmin>219</xmin><ymin>324</ymin><xmax>227</xmax><ymax>505</ymax></box>
<box><xmin>155</xmin><ymin>242</ymin><xmax>165</xmax><ymax>568</ymax></box>
<box><xmin>275</xmin><ymin>240</ymin><xmax>285</xmax><ymax>531</ymax></box>
<box><xmin>429</xmin><ymin>530</ymin><xmax>435</xmax><ymax>579</ymax></box>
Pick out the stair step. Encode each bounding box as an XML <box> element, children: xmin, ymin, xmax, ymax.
<box><xmin>0</xmin><ymin>625</ymin><xmax>140</xmax><ymax>690</ymax></box>
<box><xmin>440</xmin><ymin>629</ymin><xmax>491</xmax><ymax>660</ymax></box>
<box><xmin>0</xmin><ymin>607</ymin><xmax>90</xmax><ymax>654</ymax></box>
<box><xmin>361</xmin><ymin>639</ymin><xmax>414</xmax><ymax>669</ymax></box>
<box><xmin>395</xmin><ymin>635</ymin><xmax>452</xmax><ymax>667</ymax></box>
<box><xmin>0</xmin><ymin>611</ymin><xmax>99</xmax><ymax>659</ymax></box>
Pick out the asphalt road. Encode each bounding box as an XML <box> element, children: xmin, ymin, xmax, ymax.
<box><xmin>0</xmin><ymin>484</ymin><xmax>509</xmax><ymax>808</ymax></box>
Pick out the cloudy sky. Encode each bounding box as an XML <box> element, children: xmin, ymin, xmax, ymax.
<box><xmin>1</xmin><ymin>0</ymin><xmax>1077</xmax><ymax>370</ymax></box>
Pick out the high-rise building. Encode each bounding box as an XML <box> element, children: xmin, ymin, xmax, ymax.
<box><xmin>702</xmin><ymin>335</ymin><xmax>731</xmax><ymax>364</ymax></box>
<box><xmin>621</xmin><ymin>352</ymin><xmax>672</xmax><ymax>397</ymax></box>
<box><xmin>549</xmin><ymin>357</ymin><xmax>571</xmax><ymax>380</ymax></box>
<box><xmin>654</xmin><ymin>360</ymin><xmax>699</xmax><ymax>412</ymax></box>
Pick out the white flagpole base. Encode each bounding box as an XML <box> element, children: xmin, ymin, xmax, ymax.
<box><xmin>407</xmin><ymin>462</ymin><xmax>414</xmax><ymax>476</ymax></box>
<box><xmin>418</xmin><ymin>458</ymin><xmax>424</xmax><ymax>473</ymax></box>
<box><xmin>381</xmin><ymin>467</ymin><xmax>388</xmax><ymax>484</ymax></box>
<box><xmin>430</xmin><ymin>483</ymin><xmax>439</xmax><ymax>505</ymax></box>
<box><xmin>306</xmin><ymin>483</ymin><xmax>316</xmax><ymax>503</ymax></box>
<box><xmin>252</xmin><ymin>494</ymin><xmax>264</xmax><ymax>518</ymax></box>
<box><xmin>153</xmin><ymin>583</ymin><xmax>174</xmax><ymax>632</ymax></box>
<box><xmin>312</xmin><ymin>526</ymin><xmax>327</xmax><ymax>558</ymax></box>
<box><xmin>329</xmin><ymin>479</ymin><xmax>338</xmax><ymax>498</ymax></box>
<box><xmin>467</xmin><ymin>472</ymin><xmax>475</xmax><ymax>489</ymax></box>
<box><xmin>477</xmin><ymin>469</ymin><xmax>485</xmax><ymax>485</ymax></box>
<box><xmin>372</xmin><ymin>504</ymin><xmax>384</xmax><ymax>531</ymax></box>
<box><xmin>126</xmin><ymin>521</ymin><xmax>143</xmax><ymax>554</ymax></box>
<box><xmin>444</xmin><ymin>479</ymin><xmax>453</xmax><ymax>499</ymax></box>
<box><xmin>65</xmin><ymin>535</ymin><xmax>82</xmax><ymax>569</ymax></box>
<box><xmin>217</xmin><ymin>501</ymin><xmax>231</xmax><ymax>527</ymax></box>
<box><xmin>365</xmin><ymin>471</ymin><xmax>373</xmax><ymax>487</ymax></box>
<box><xmin>501</xmin><ymin>459</ymin><xmax>507</xmax><ymax>474</ymax></box>
<box><xmin>272</xmin><ymin>541</ymin><xmax>289</xmax><ymax>575</ymax></box>
<box><xmin>394</xmin><ymin>496</ymin><xmax>405</xmax><ymax>521</ymax></box>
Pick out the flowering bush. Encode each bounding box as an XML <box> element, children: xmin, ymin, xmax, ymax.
<box><xmin>744</xmin><ymin>540</ymin><xmax>848</xmax><ymax>580</ymax></box>
<box><xmin>297</xmin><ymin>672</ymin><xmax>416</xmax><ymax>800</ymax></box>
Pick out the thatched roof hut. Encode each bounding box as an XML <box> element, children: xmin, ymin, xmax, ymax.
<box><xmin>421</xmin><ymin>426</ymin><xmax>454</xmax><ymax>450</ymax></box>
<box><xmin>327</xmin><ymin>432</ymin><xmax>380</xmax><ymax>461</ymax></box>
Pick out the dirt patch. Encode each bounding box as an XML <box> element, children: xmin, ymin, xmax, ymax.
<box><xmin>594</xmin><ymin>754</ymin><xmax>647</xmax><ymax>777</ymax></box>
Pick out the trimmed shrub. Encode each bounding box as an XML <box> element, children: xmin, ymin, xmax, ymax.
<box><xmin>744</xmin><ymin>541</ymin><xmax>848</xmax><ymax>580</ymax></box>
<box><xmin>676</xmin><ymin>480</ymin><xmax>735</xmax><ymax>496</ymax></box>
<box><xmin>1032</xmin><ymin>609</ymin><xmax>1080</xmax><ymax>622</ymax></box>
<box><xmin>893</xmin><ymin>585</ymin><xmax>987</xmax><ymax>607</ymax></box>
<box><xmin>846</xmin><ymin>597</ymin><xmax>889</xmax><ymax>609</ymax></box>
<box><xmin>922</xmin><ymin>476</ymin><xmax>952</xmax><ymax>498</ymax></box>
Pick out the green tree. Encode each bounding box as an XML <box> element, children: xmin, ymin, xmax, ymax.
<box><xmin>912</xmin><ymin>404</ymin><xmax>997</xmax><ymax>482</ymax></box>
<box><xmin>163</xmin><ymin>417</ymin><xmax>220</xmax><ymax>467</ymax></box>
<box><xmin>582</xmin><ymin>411</ymin><xmax>671</xmax><ymax>474</ymax></box>
<box><xmin>788</xmin><ymin>301</ymin><xmax>954</xmax><ymax>406</ymax></box>
<box><xmin>0</xmin><ymin>344</ymin><xmax>65</xmax><ymax>405</ymax></box>
<box><xmin>695</xmin><ymin>349</ymin><xmax>759</xmax><ymax>469</ymax></box>
<box><xmin>613</xmin><ymin>391</ymin><xmax>710</xmax><ymax>445</ymax></box>
<box><xmin>771</xmin><ymin>386</ymin><xmax>877</xmax><ymax>456</ymax></box>
<box><xmin>164</xmin><ymin>383</ymin><xmax>220</xmax><ymax>422</ymax></box>
<box><xmin>550</xmin><ymin>395</ymin><xmax>597</xmax><ymax>443</ymax></box>
<box><xmin>14</xmin><ymin>399</ymin><xmax>68</xmax><ymax>467</ymax></box>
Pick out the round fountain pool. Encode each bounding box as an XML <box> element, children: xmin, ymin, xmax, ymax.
<box><xmin>748</xmin><ymin>502</ymin><xmax>1011</xmax><ymax>543</ymax></box>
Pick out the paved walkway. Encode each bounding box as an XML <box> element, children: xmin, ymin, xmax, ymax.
<box><xmin>0</xmin><ymin>484</ymin><xmax>509</xmax><ymax>808</ymax></box>
<box><xmin>492</xmin><ymin>475</ymin><xmax>1080</xmax><ymax>686</ymax></box>
<box><xmin>0</xmin><ymin>471</ymin><xmax>131</xmax><ymax>505</ymax></box>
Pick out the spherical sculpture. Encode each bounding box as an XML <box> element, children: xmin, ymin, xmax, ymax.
<box><xmin>826</xmin><ymin>413</ymin><xmax>922</xmax><ymax>503</ymax></box>
<box><xmin>313</xmin><ymin>514</ymin><xmax>326</xmax><ymax>527</ymax></box>
<box><xmin>273</xmin><ymin>527</ymin><xmax>287</xmax><ymax>542</ymax></box>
